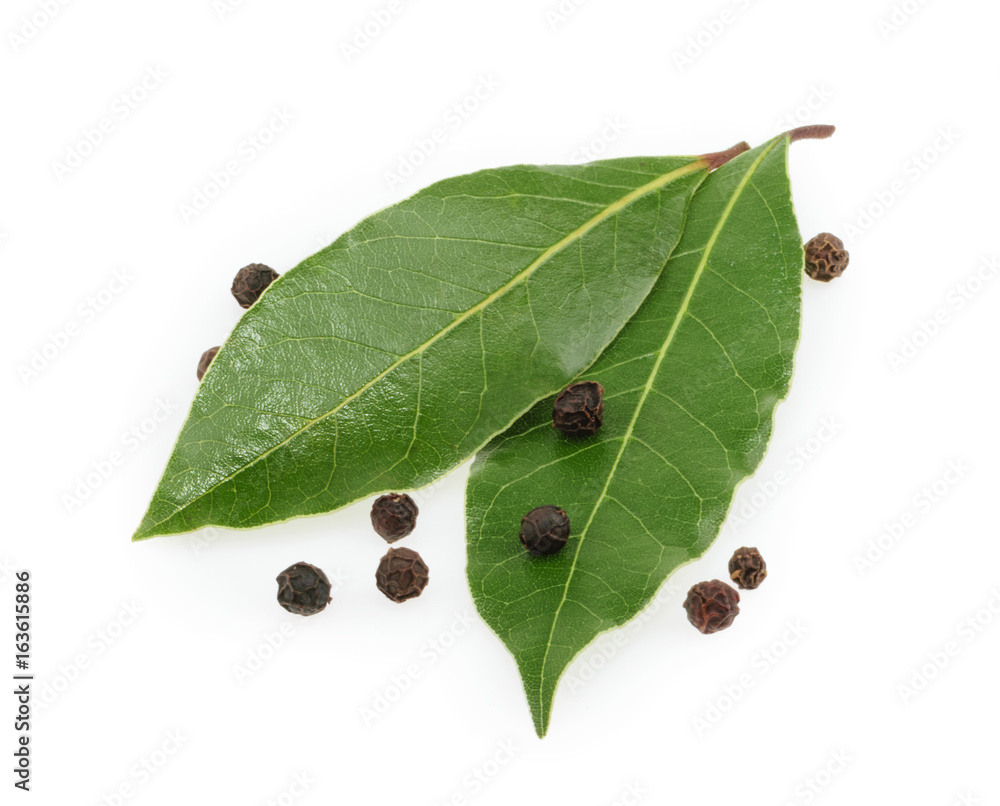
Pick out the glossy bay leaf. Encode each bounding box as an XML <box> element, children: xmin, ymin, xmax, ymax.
<box><xmin>133</xmin><ymin>151</ymin><xmax>732</xmax><ymax>540</ymax></box>
<box><xmin>466</xmin><ymin>134</ymin><xmax>806</xmax><ymax>736</ymax></box>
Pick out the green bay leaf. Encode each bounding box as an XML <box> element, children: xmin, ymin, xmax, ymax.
<box><xmin>465</xmin><ymin>135</ymin><xmax>803</xmax><ymax>736</ymax></box>
<box><xmin>135</xmin><ymin>155</ymin><xmax>716</xmax><ymax>540</ymax></box>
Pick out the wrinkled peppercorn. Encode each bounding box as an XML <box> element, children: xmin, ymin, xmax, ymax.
<box><xmin>231</xmin><ymin>263</ymin><xmax>280</xmax><ymax>308</ymax></box>
<box><xmin>370</xmin><ymin>493</ymin><xmax>419</xmax><ymax>542</ymax></box>
<box><xmin>376</xmin><ymin>547</ymin><xmax>429</xmax><ymax>603</ymax></box>
<box><xmin>519</xmin><ymin>505</ymin><xmax>570</xmax><ymax>556</ymax></box>
<box><xmin>553</xmin><ymin>381</ymin><xmax>604</xmax><ymax>436</ymax></box>
<box><xmin>728</xmin><ymin>546</ymin><xmax>767</xmax><ymax>590</ymax></box>
<box><xmin>683</xmin><ymin>580</ymin><xmax>740</xmax><ymax>634</ymax></box>
<box><xmin>196</xmin><ymin>346</ymin><xmax>220</xmax><ymax>381</ymax></box>
<box><xmin>803</xmin><ymin>232</ymin><xmax>849</xmax><ymax>282</ymax></box>
<box><xmin>276</xmin><ymin>562</ymin><xmax>332</xmax><ymax>616</ymax></box>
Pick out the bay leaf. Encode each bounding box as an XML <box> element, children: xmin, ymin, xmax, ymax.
<box><xmin>134</xmin><ymin>152</ymin><xmax>727</xmax><ymax>540</ymax></box>
<box><xmin>465</xmin><ymin>134</ymin><xmax>806</xmax><ymax>736</ymax></box>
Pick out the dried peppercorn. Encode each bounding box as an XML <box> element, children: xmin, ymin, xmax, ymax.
<box><xmin>375</xmin><ymin>547</ymin><xmax>429</xmax><ymax>603</ymax></box>
<box><xmin>276</xmin><ymin>562</ymin><xmax>332</xmax><ymax>616</ymax></box>
<box><xmin>728</xmin><ymin>546</ymin><xmax>767</xmax><ymax>590</ymax></box>
<box><xmin>231</xmin><ymin>263</ymin><xmax>280</xmax><ymax>308</ymax></box>
<box><xmin>519</xmin><ymin>505</ymin><xmax>570</xmax><ymax>557</ymax></box>
<box><xmin>196</xmin><ymin>346</ymin><xmax>220</xmax><ymax>381</ymax></box>
<box><xmin>803</xmin><ymin>232</ymin><xmax>849</xmax><ymax>282</ymax></box>
<box><xmin>553</xmin><ymin>381</ymin><xmax>604</xmax><ymax>436</ymax></box>
<box><xmin>683</xmin><ymin>580</ymin><xmax>740</xmax><ymax>634</ymax></box>
<box><xmin>370</xmin><ymin>493</ymin><xmax>419</xmax><ymax>543</ymax></box>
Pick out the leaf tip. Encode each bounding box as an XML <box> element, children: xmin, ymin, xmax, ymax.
<box><xmin>131</xmin><ymin>514</ymin><xmax>160</xmax><ymax>542</ymax></box>
<box><xmin>699</xmin><ymin>141</ymin><xmax>751</xmax><ymax>171</ymax></box>
<box><xmin>786</xmin><ymin>124</ymin><xmax>836</xmax><ymax>143</ymax></box>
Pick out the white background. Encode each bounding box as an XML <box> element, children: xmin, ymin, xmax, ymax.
<box><xmin>3</xmin><ymin>0</ymin><xmax>998</xmax><ymax>803</ymax></box>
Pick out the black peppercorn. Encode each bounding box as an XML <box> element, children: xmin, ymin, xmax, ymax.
<box><xmin>728</xmin><ymin>546</ymin><xmax>767</xmax><ymax>590</ymax></box>
<box><xmin>683</xmin><ymin>580</ymin><xmax>740</xmax><ymax>634</ymax></box>
<box><xmin>376</xmin><ymin>547</ymin><xmax>429</xmax><ymax>603</ymax></box>
<box><xmin>276</xmin><ymin>562</ymin><xmax>332</xmax><ymax>616</ymax></box>
<box><xmin>519</xmin><ymin>505</ymin><xmax>570</xmax><ymax>557</ymax></box>
<box><xmin>231</xmin><ymin>263</ymin><xmax>280</xmax><ymax>308</ymax></box>
<box><xmin>370</xmin><ymin>493</ymin><xmax>419</xmax><ymax>543</ymax></box>
<box><xmin>553</xmin><ymin>381</ymin><xmax>604</xmax><ymax>436</ymax></box>
<box><xmin>196</xmin><ymin>346</ymin><xmax>220</xmax><ymax>381</ymax></box>
<box><xmin>804</xmin><ymin>232</ymin><xmax>849</xmax><ymax>282</ymax></box>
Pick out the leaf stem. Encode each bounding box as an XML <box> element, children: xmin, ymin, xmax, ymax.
<box><xmin>786</xmin><ymin>124</ymin><xmax>836</xmax><ymax>142</ymax></box>
<box><xmin>700</xmin><ymin>141</ymin><xmax>751</xmax><ymax>171</ymax></box>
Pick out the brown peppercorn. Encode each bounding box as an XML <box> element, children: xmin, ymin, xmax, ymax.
<box><xmin>375</xmin><ymin>547</ymin><xmax>429</xmax><ymax>603</ymax></box>
<box><xmin>276</xmin><ymin>562</ymin><xmax>332</xmax><ymax>616</ymax></box>
<box><xmin>683</xmin><ymin>580</ymin><xmax>740</xmax><ymax>634</ymax></box>
<box><xmin>553</xmin><ymin>381</ymin><xmax>604</xmax><ymax>436</ymax></box>
<box><xmin>519</xmin><ymin>505</ymin><xmax>570</xmax><ymax>557</ymax></box>
<box><xmin>728</xmin><ymin>546</ymin><xmax>767</xmax><ymax>590</ymax></box>
<box><xmin>803</xmin><ymin>232</ymin><xmax>849</xmax><ymax>282</ymax></box>
<box><xmin>370</xmin><ymin>493</ymin><xmax>419</xmax><ymax>543</ymax></box>
<box><xmin>231</xmin><ymin>263</ymin><xmax>280</xmax><ymax>308</ymax></box>
<box><xmin>196</xmin><ymin>346</ymin><xmax>220</xmax><ymax>381</ymax></box>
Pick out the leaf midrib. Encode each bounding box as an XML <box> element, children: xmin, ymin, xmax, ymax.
<box><xmin>534</xmin><ymin>140</ymin><xmax>780</xmax><ymax>718</ymax></box>
<box><xmin>138</xmin><ymin>159</ymin><xmax>707</xmax><ymax>538</ymax></box>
